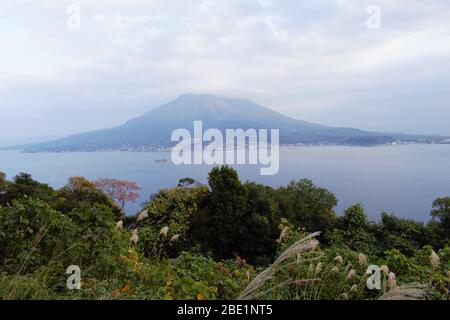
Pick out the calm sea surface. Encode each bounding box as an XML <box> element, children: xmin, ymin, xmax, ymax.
<box><xmin>1</xmin><ymin>144</ymin><xmax>449</xmax><ymax>222</ymax></box>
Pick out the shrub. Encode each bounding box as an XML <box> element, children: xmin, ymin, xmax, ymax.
<box><xmin>0</xmin><ymin>197</ymin><xmax>77</xmax><ymax>275</ymax></box>
<box><xmin>136</xmin><ymin>186</ymin><xmax>209</xmax><ymax>260</ymax></box>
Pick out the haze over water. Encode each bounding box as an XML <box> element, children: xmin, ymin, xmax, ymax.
<box><xmin>1</xmin><ymin>144</ymin><xmax>449</xmax><ymax>222</ymax></box>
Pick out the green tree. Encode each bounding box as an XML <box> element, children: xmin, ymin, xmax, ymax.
<box><xmin>343</xmin><ymin>203</ymin><xmax>368</xmax><ymax>229</ymax></box>
<box><xmin>0</xmin><ymin>172</ymin><xmax>7</xmax><ymax>195</ymax></box>
<box><xmin>431</xmin><ymin>197</ymin><xmax>450</xmax><ymax>234</ymax></box>
<box><xmin>375</xmin><ymin>213</ymin><xmax>427</xmax><ymax>256</ymax></box>
<box><xmin>191</xmin><ymin>166</ymin><xmax>249</xmax><ymax>260</ymax></box>
<box><xmin>240</xmin><ymin>182</ymin><xmax>281</xmax><ymax>264</ymax></box>
<box><xmin>178</xmin><ymin>177</ymin><xmax>196</xmax><ymax>187</ymax></box>
<box><xmin>276</xmin><ymin>179</ymin><xmax>337</xmax><ymax>233</ymax></box>
<box><xmin>0</xmin><ymin>173</ymin><xmax>55</xmax><ymax>206</ymax></box>
<box><xmin>328</xmin><ymin>204</ymin><xmax>377</xmax><ymax>254</ymax></box>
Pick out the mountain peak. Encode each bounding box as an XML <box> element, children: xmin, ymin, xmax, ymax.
<box><xmin>177</xmin><ymin>93</ymin><xmax>216</xmax><ymax>99</ymax></box>
<box><xmin>123</xmin><ymin>93</ymin><xmax>291</xmax><ymax>129</ymax></box>
<box><xmin>174</xmin><ymin>93</ymin><xmax>251</xmax><ymax>106</ymax></box>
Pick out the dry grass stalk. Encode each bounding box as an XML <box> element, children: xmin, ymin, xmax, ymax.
<box><xmin>330</xmin><ymin>266</ymin><xmax>339</xmax><ymax>274</ymax></box>
<box><xmin>358</xmin><ymin>253</ymin><xmax>367</xmax><ymax>266</ymax></box>
<box><xmin>238</xmin><ymin>267</ymin><xmax>276</xmax><ymax>300</ymax></box>
<box><xmin>130</xmin><ymin>228</ymin><xmax>139</xmax><ymax>244</ymax></box>
<box><xmin>136</xmin><ymin>210</ymin><xmax>148</xmax><ymax>222</ymax></box>
<box><xmin>429</xmin><ymin>250</ymin><xmax>440</xmax><ymax>268</ymax></box>
<box><xmin>291</xmin><ymin>279</ymin><xmax>320</xmax><ymax>287</ymax></box>
<box><xmin>378</xmin><ymin>284</ymin><xmax>428</xmax><ymax>300</ymax></box>
<box><xmin>277</xmin><ymin>226</ymin><xmax>289</xmax><ymax>244</ymax></box>
<box><xmin>387</xmin><ymin>272</ymin><xmax>397</xmax><ymax>289</ymax></box>
<box><xmin>315</xmin><ymin>262</ymin><xmax>323</xmax><ymax>275</ymax></box>
<box><xmin>346</xmin><ymin>269</ymin><xmax>356</xmax><ymax>281</ymax></box>
<box><xmin>333</xmin><ymin>255</ymin><xmax>343</xmax><ymax>264</ymax></box>
<box><xmin>238</xmin><ymin>232</ymin><xmax>321</xmax><ymax>300</ymax></box>
<box><xmin>380</xmin><ymin>265</ymin><xmax>389</xmax><ymax>275</ymax></box>
<box><xmin>159</xmin><ymin>226</ymin><xmax>169</xmax><ymax>237</ymax></box>
<box><xmin>273</xmin><ymin>232</ymin><xmax>321</xmax><ymax>266</ymax></box>
<box><xmin>345</xmin><ymin>263</ymin><xmax>352</xmax><ymax>272</ymax></box>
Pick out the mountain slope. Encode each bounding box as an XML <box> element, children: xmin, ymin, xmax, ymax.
<box><xmin>8</xmin><ymin>94</ymin><xmax>441</xmax><ymax>152</ymax></box>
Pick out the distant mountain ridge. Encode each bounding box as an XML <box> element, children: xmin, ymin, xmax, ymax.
<box><xmin>8</xmin><ymin>94</ymin><xmax>448</xmax><ymax>152</ymax></box>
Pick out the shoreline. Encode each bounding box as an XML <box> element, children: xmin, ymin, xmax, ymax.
<box><xmin>2</xmin><ymin>141</ymin><xmax>449</xmax><ymax>154</ymax></box>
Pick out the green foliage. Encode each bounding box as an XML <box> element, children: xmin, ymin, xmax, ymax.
<box><xmin>137</xmin><ymin>186</ymin><xmax>209</xmax><ymax>259</ymax></box>
<box><xmin>384</xmin><ymin>246</ymin><xmax>449</xmax><ymax>298</ymax></box>
<box><xmin>67</xmin><ymin>202</ymin><xmax>130</xmax><ymax>279</ymax></box>
<box><xmin>130</xmin><ymin>252</ymin><xmax>252</xmax><ymax>300</ymax></box>
<box><xmin>0</xmin><ymin>168</ymin><xmax>449</xmax><ymax>300</ymax></box>
<box><xmin>432</xmin><ymin>197</ymin><xmax>450</xmax><ymax>234</ymax></box>
<box><xmin>276</xmin><ymin>179</ymin><xmax>338</xmax><ymax>233</ymax></box>
<box><xmin>0</xmin><ymin>273</ymin><xmax>50</xmax><ymax>300</ymax></box>
<box><xmin>343</xmin><ymin>203</ymin><xmax>368</xmax><ymax>228</ymax></box>
<box><xmin>327</xmin><ymin>204</ymin><xmax>377</xmax><ymax>254</ymax></box>
<box><xmin>178</xmin><ymin>177</ymin><xmax>195</xmax><ymax>187</ymax></box>
<box><xmin>375</xmin><ymin>213</ymin><xmax>428</xmax><ymax>255</ymax></box>
<box><xmin>0</xmin><ymin>197</ymin><xmax>77</xmax><ymax>275</ymax></box>
<box><xmin>70</xmin><ymin>251</ymin><xmax>251</xmax><ymax>300</ymax></box>
<box><xmin>55</xmin><ymin>176</ymin><xmax>124</xmax><ymax>220</ymax></box>
<box><xmin>239</xmin><ymin>182</ymin><xmax>281</xmax><ymax>265</ymax></box>
<box><xmin>0</xmin><ymin>172</ymin><xmax>7</xmax><ymax>195</ymax></box>
<box><xmin>0</xmin><ymin>173</ymin><xmax>55</xmax><ymax>206</ymax></box>
<box><xmin>190</xmin><ymin>166</ymin><xmax>250</xmax><ymax>260</ymax></box>
<box><xmin>189</xmin><ymin>168</ymin><xmax>338</xmax><ymax>264</ymax></box>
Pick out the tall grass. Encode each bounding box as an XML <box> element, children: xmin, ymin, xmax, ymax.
<box><xmin>238</xmin><ymin>232</ymin><xmax>430</xmax><ymax>300</ymax></box>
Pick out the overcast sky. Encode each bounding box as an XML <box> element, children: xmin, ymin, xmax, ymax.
<box><xmin>1</xmin><ymin>0</ymin><xmax>450</xmax><ymax>144</ymax></box>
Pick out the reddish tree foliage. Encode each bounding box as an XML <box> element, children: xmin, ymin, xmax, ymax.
<box><xmin>94</xmin><ymin>178</ymin><xmax>141</xmax><ymax>209</ymax></box>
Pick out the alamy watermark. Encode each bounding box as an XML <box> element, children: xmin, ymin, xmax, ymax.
<box><xmin>66</xmin><ymin>265</ymin><xmax>81</xmax><ymax>290</ymax></box>
<box><xmin>67</xmin><ymin>5</ymin><xmax>81</xmax><ymax>30</ymax></box>
<box><xmin>366</xmin><ymin>265</ymin><xmax>381</xmax><ymax>290</ymax></box>
<box><xmin>171</xmin><ymin>121</ymin><xmax>280</xmax><ymax>176</ymax></box>
<box><xmin>66</xmin><ymin>4</ymin><xmax>162</xmax><ymax>31</ymax></box>
<box><xmin>366</xmin><ymin>5</ymin><xmax>381</xmax><ymax>30</ymax></box>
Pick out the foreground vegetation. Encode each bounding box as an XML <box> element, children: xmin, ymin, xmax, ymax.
<box><xmin>0</xmin><ymin>168</ymin><xmax>449</xmax><ymax>300</ymax></box>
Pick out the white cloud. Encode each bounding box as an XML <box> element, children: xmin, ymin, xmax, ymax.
<box><xmin>0</xmin><ymin>0</ymin><xmax>450</xmax><ymax>139</ymax></box>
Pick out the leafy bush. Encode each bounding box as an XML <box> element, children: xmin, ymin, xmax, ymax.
<box><xmin>136</xmin><ymin>186</ymin><xmax>208</xmax><ymax>260</ymax></box>
<box><xmin>0</xmin><ymin>197</ymin><xmax>77</xmax><ymax>275</ymax></box>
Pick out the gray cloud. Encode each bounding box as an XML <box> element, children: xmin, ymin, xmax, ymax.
<box><xmin>1</xmin><ymin>0</ymin><xmax>450</xmax><ymax>141</ymax></box>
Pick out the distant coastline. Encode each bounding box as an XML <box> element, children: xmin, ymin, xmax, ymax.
<box><xmin>3</xmin><ymin>139</ymin><xmax>449</xmax><ymax>154</ymax></box>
